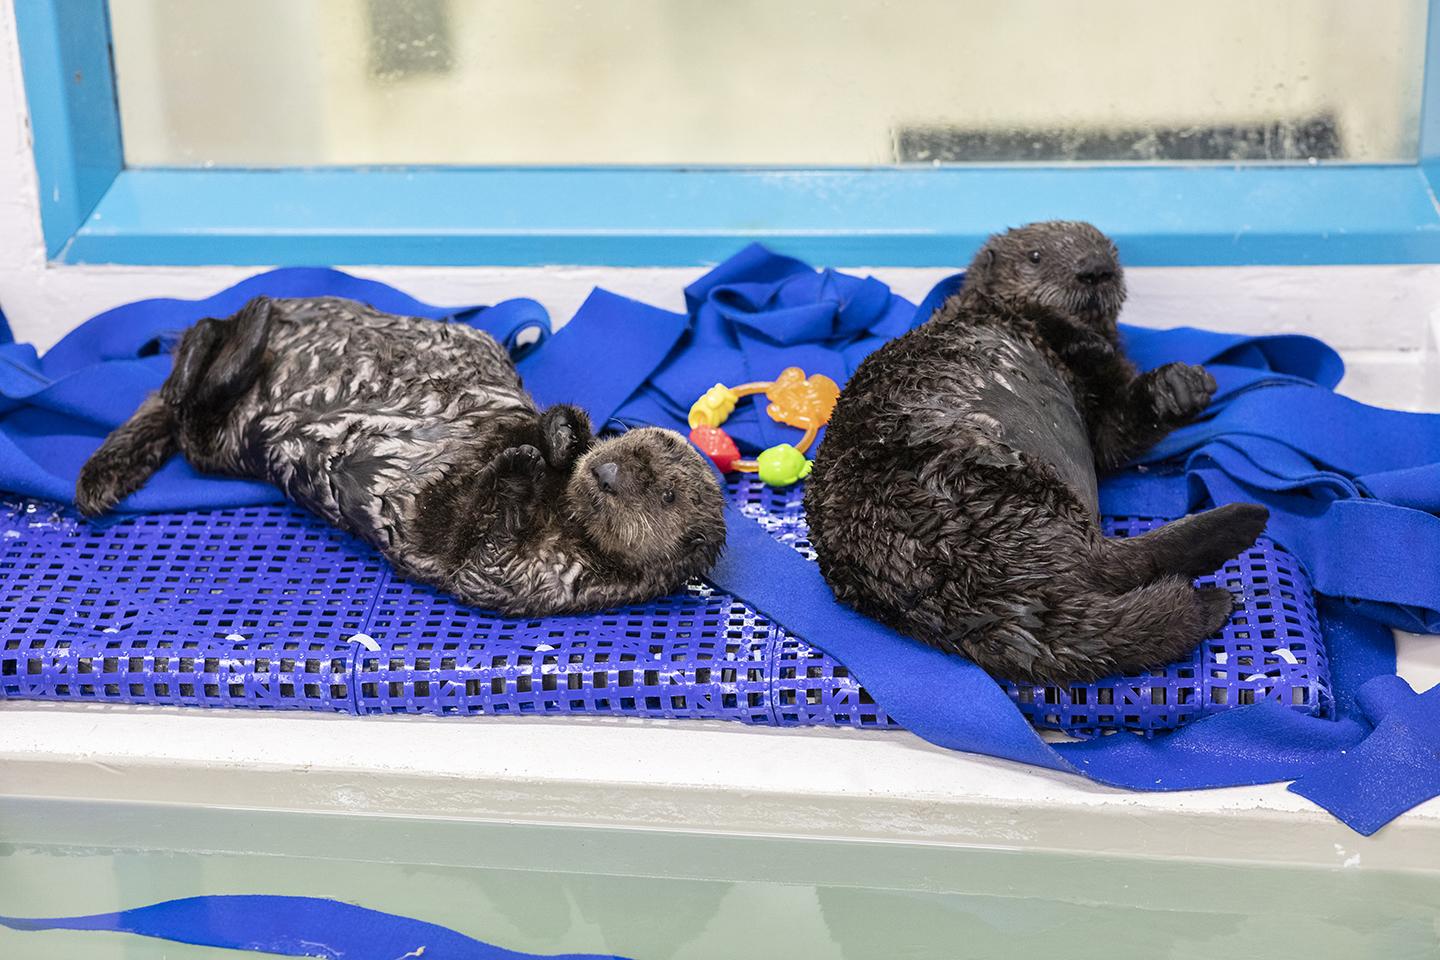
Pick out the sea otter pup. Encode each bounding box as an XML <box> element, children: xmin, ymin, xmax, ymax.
<box><xmin>805</xmin><ymin>221</ymin><xmax>1268</xmax><ymax>683</ymax></box>
<box><xmin>75</xmin><ymin>296</ymin><xmax>726</xmax><ymax>616</ymax></box>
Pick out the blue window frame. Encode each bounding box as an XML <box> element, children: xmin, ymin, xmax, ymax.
<box><xmin>15</xmin><ymin>0</ymin><xmax>1440</xmax><ymax>268</ymax></box>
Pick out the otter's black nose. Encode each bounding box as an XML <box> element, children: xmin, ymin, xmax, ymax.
<box><xmin>593</xmin><ymin>461</ymin><xmax>620</xmax><ymax>493</ymax></box>
<box><xmin>1075</xmin><ymin>254</ymin><xmax>1117</xmax><ymax>286</ymax></box>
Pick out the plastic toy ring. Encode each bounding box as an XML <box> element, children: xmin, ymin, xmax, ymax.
<box><xmin>687</xmin><ymin>367</ymin><xmax>839</xmax><ymax>487</ymax></box>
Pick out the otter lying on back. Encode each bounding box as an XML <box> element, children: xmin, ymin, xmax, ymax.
<box><xmin>805</xmin><ymin>221</ymin><xmax>1268</xmax><ymax>683</ymax></box>
<box><xmin>75</xmin><ymin>296</ymin><xmax>726</xmax><ymax>616</ymax></box>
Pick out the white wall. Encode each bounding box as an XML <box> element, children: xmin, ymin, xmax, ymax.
<box><xmin>0</xmin><ymin>0</ymin><xmax>1436</xmax><ymax>411</ymax></box>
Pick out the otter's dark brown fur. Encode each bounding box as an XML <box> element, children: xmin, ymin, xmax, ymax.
<box><xmin>75</xmin><ymin>296</ymin><xmax>726</xmax><ymax>616</ymax></box>
<box><xmin>805</xmin><ymin>221</ymin><xmax>1268</xmax><ymax>683</ymax></box>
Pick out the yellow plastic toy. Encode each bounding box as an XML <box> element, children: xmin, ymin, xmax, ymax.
<box><xmin>687</xmin><ymin>367</ymin><xmax>839</xmax><ymax>487</ymax></box>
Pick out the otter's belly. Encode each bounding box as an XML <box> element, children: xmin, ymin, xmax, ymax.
<box><xmin>234</xmin><ymin>375</ymin><xmax>531</xmax><ymax>548</ymax></box>
<box><xmin>942</xmin><ymin>335</ymin><xmax>1099</xmax><ymax>516</ymax></box>
<box><xmin>258</xmin><ymin>299</ymin><xmax>525</xmax><ymax>408</ymax></box>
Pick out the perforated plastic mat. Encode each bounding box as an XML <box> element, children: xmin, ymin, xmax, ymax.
<box><xmin>0</xmin><ymin>477</ymin><xmax>1331</xmax><ymax>737</ymax></box>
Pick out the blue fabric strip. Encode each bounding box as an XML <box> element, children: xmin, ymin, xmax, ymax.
<box><xmin>0</xmin><ymin>249</ymin><xmax>1436</xmax><ymax>834</ymax></box>
<box><xmin>0</xmin><ymin>895</ymin><xmax>629</xmax><ymax>959</ymax></box>
<box><xmin>1289</xmin><ymin>676</ymin><xmax>1440</xmax><ymax>835</ymax></box>
<box><xmin>516</xmin><ymin>288</ymin><xmax>689</xmax><ymax>429</ymax></box>
<box><xmin>711</xmin><ymin>497</ymin><xmax>1389</xmax><ymax>794</ymax></box>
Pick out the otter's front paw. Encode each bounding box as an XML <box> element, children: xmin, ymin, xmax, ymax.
<box><xmin>490</xmin><ymin>445</ymin><xmax>546</xmax><ymax>526</ymax></box>
<box><xmin>1032</xmin><ymin>314</ymin><xmax>1117</xmax><ymax>370</ymax></box>
<box><xmin>539</xmin><ymin>404</ymin><xmax>593</xmax><ymax>470</ymax></box>
<box><xmin>497</xmin><ymin>444</ymin><xmax>546</xmax><ymax>479</ymax></box>
<box><xmin>1139</xmin><ymin>363</ymin><xmax>1216</xmax><ymax>423</ymax></box>
<box><xmin>1059</xmin><ymin>335</ymin><xmax>1118</xmax><ymax>368</ymax></box>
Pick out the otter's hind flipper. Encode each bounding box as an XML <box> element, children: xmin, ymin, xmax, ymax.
<box><xmin>78</xmin><ymin>297</ymin><xmax>276</xmax><ymax>517</ymax></box>
<box><xmin>166</xmin><ymin>296</ymin><xmax>275</xmax><ymax>415</ymax></box>
<box><xmin>1007</xmin><ymin>503</ymin><xmax>1264</xmax><ymax>680</ymax></box>
<box><xmin>163</xmin><ymin>316</ymin><xmax>225</xmax><ymax>409</ymax></box>
<box><xmin>1010</xmin><ymin>504</ymin><xmax>1267</xmax><ymax>681</ymax></box>
<box><xmin>1038</xmin><ymin>575</ymin><xmax>1235</xmax><ymax>682</ymax></box>
<box><xmin>76</xmin><ymin>394</ymin><xmax>177</xmax><ymax>516</ymax></box>
<box><xmin>1087</xmin><ymin>503</ymin><xmax>1270</xmax><ymax>592</ymax></box>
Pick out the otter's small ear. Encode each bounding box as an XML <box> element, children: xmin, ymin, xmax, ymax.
<box><xmin>966</xmin><ymin>246</ymin><xmax>996</xmax><ymax>280</ymax></box>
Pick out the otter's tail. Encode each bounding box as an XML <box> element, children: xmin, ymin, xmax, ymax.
<box><xmin>75</xmin><ymin>296</ymin><xmax>275</xmax><ymax>517</ymax></box>
<box><xmin>1034</xmin><ymin>503</ymin><xmax>1270</xmax><ymax>682</ymax></box>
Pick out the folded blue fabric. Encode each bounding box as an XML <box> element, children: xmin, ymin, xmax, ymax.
<box><xmin>568</xmin><ymin>244</ymin><xmax>917</xmax><ymax>452</ymax></box>
<box><xmin>0</xmin><ymin>247</ymin><xmax>1437</xmax><ymax>834</ymax></box>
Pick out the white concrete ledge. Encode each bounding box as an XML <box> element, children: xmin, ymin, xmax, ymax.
<box><xmin>2</xmin><ymin>702</ymin><xmax>1436</xmax><ymax>873</ymax></box>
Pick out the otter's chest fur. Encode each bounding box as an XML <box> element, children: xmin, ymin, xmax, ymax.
<box><xmin>827</xmin><ymin>320</ymin><xmax>1098</xmax><ymax>515</ymax></box>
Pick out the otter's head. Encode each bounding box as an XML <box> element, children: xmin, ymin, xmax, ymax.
<box><xmin>567</xmin><ymin>427</ymin><xmax>726</xmax><ymax>579</ymax></box>
<box><xmin>963</xmin><ymin>220</ymin><xmax>1126</xmax><ymax>339</ymax></box>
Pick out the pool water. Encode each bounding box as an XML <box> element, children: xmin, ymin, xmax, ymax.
<box><xmin>1</xmin><ymin>797</ymin><xmax>1437</xmax><ymax>959</ymax></box>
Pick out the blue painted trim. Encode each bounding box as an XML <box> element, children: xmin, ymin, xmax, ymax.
<box><xmin>1420</xmin><ymin>0</ymin><xmax>1440</xmax><ymax>194</ymax></box>
<box><xmin>12</xmin><ymin>0</ymin><xmax>123</xmax><ymax>258</ymax></box>
<box><xmin>63</xmin><ymin>164</ymin><xmax>1440</xmax><ymax>267</ymax></box>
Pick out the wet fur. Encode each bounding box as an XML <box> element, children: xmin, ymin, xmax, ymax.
<box><xmin>805</xmin><ymin>221</ymin><xmax>1268</xmax><ymax>683</ymax></box>
<box><xmin>76</xmin><ymin>296</ymin><xmax>726</xmax><ymax>617</ymax></box>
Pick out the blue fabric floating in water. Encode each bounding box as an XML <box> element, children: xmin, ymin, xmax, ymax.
<box><xmin>0</xmin><ymin>246</ymin><xmax>1437</xmax><ymax>834</ymax></box>
<box><xmin>0</xmin><ymin>895</ymin><xmax>630</xmax><ymax>959</ymax></box>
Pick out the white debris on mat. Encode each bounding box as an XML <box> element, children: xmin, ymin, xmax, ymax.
<box><xmin>348</xmin><ymin>633</ymin><xmax>381</xmax><ymax>651</ymax></box>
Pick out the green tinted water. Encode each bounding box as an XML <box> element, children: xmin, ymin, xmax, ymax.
<box><xmin>1</xmin><ymin>797</ymin><xmax>1436</xmax><ymax>960</ymax></box>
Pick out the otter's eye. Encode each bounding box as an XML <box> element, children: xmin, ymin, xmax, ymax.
<box><xmin>1028</xmin><ymin>250</ymin><xmax>1042</xmax><ymax>264</ymax></box>
<box><xmin>661</xmin><ymin>489</ymin><xmax>676</xmax><ymax>505</ymax></box>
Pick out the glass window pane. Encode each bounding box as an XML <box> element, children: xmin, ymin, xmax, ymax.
<box><xmin>108</xmin><ymin>0</ymin><xmax>1428</xmax><ymax>167</ymax></box>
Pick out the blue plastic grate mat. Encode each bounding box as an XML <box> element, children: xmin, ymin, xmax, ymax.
<box><xmin>0</xmin><ymin>477</ymin><xmax>1331</xmax><ymax>737</ymax></box>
